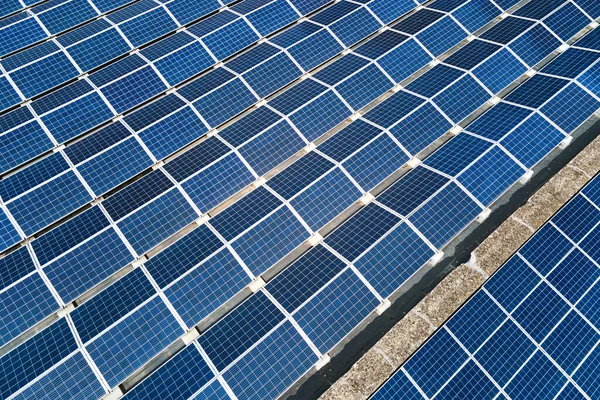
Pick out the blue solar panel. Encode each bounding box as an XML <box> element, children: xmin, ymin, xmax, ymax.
<box><xmin>509</xmin><ymin>24</ymin><xmax>562</xmax><ymax>67</ymax></box>
<box><xmin>480</xmin><ymin>16</ymin><xmax>535</xmax><ymax>44</ymax></box>
<box><xmin>31</xmin><ymin>205</ymin><xmax>109</xmax><ymax>266</ymax></box>
<box><xmin>444</xmin><ymin>39</ymin><xmax>501</xmax><ymax>70</ymax></box>
<box><xmin>86</xmin><ymin>296</ymin><xmax>183</xmax><ymax>387</ymax></box>
<box><xmin>343</xmin><ymin>133</ymin><xmax>410</xmax><ymax>190</ymax></box>
<box><xmin>374</xmin><ymin>170</ymin><xmax>600</xmax><ymax>400</ymax></box>
<box><xmin>355</xmin><ymin>30</ymin><xmax>410</xmax><ymax>60</ymax></box>
<box><xmin>289</xmin><ymin>89</ymin><xmax>352</xmax><ymax>141</ymax></box>
<box><xmin>166</xmin><ymin>248</ymin><xmax>250</xmax><ymax>327</ymax></box>
<box><xmin>472</xmin><ymin>47</ymin><xmax>528</xmax><ymax>93</ymax></box>
<box><xmin>457</xmin><ymin>146</ymin><xmax>525</xmax><ymax>205</ymax></box>
<box><xmin>117</xmin><ymin>188</ymin><xmax>198</xmax><ymax>254</ymax></box>
<box><xmin>406</xmin><ymin>65</ymin><xmax>465</xmax><ymax>98</ymax></box>
<box><xmin>355</xmin><ymin>222</ymin><xmax>434</xmax><ymax>297</ymax></box>
<box><xmin>541</xmin><ymin>48</ymin><xmax>600</xmax><ymax>79</ymax></box>
<box><xmin>452</xmin><ymin>0</ymin><xmax>501</xmax><ymax>33</ymax></box>
<box><xmin>336</xmin><ymin>63</ymin><xmax>394</xmax><ymax>110</ymax></box>
<box><xmin>466</xmin><ymin>101</ymin><xmax>532</xmax><ymax>140</ymax></box>
<box><xmin>378</xmin><ymin>37</ymin><xmax>433</xmax><ymax>83</ymax></box>
<box><xmin>222</xmin><ymin>320</ymin><xmax>318</xmax><ymax>400</ymax></box>
<box><xmin>210</xmin><ymin>186</ymin><xmax>282</xmax><ymax>241</ymax></box>
<box><xmin>287</xmin><ymin>28</ymin><xmax>344</xmax><ymax>71</ymax></box>
<box><xmin>294</xmin><ymin>268</ymin><xmax>379</xmax><ymax>352</ymax></box>
<box><xmin>541</xmin><ymin>82</ymin><xmax>600</xmax><ymax>133</ymax></box>
<box><xmin>500</xmin><ymin>112</ymin><xmax>564</xmax><ymax>168</ymax></box>
<box><xmin>416</xmin><ymin>15</ymin><xmax>466</xmax><ymax>57</ymax></box>
<box><xmin>71</xmin><ymin>268</ymin><xmax>156</xmax><ymax>343</ymax></box>
<box><xmin>238</xmin><ymin>120</ymin><xmax>306</xmax><ymax>174</ymax></box>
<box><xmin>326</xmin><ymin>203</ymin><xmax>401</xmax><ymax>262</ymax></box>
<box><xmin>389</xmin><ymin>102</ymin><xmax>453</xmax><ymax>154</ymax></box>
<box><xmin>433</xmin><ymin>74</ymin><xmax>490</xmax><ymax>122</ymax></box>
<box><xmin>0</xmin><ymin>246</ymin><xmax>35</xmax><ymax>291</ymax></box>
<box><xmin>329</xmin><ymin>6</ymin><xmax>381</xmax><ymax>47</ymax></box>
<box><xmin>425</xmin><ymin>132</ymin><xmax>493</xmax><ymax>176</ymax></box>
<box><xmin>409</xmin><ymin>181</ymin><xmax>481</xmax><ymax>247</ymax></box>
<box><xmin>45</xmin><ymin>228</ymin><xmax>134</xmax><ymax>302</ymax></box>
<box><xmin>267</xmin><ymin>244</ymin><xmax>346</xmax><ymax>311</ymax></box>
<box><xmin>181</xmin><ymin>153</ymin><xmax>256</xmax><ymax>212</ymax></box>
<box><xmin>318</xmin><ymin>119</ymin><xmax>383</xmax><ymax>161</ymax></box>
<box><xmin>378</xmin><ymin>166</ymin><xmax>450</xmax><ymax>216</ymax></box>
<box><xmin>544</xmin><ymin>2</ymin><xmax>591</xmax><ymax>41</ymax></box>
<box><xmin>0</xmin><ymin>319</ymin><xmax>78</xmax><ymax>399</ymax></box>
<box><xmin>363</xmin><ymin>90</ymin><xmax>425</xmax><ymax>128</ymax></box>
<box><xmin>199</xmin><ymin>291</ymin><xmax>285</xmax><ymax>370</ymax></box>
<box><xmin>231</xmin><ymin>207</ymin><xmax>309</xmax><ymax>275</ymax></box>
<box><xmin>4</xmin><ymin>0</ymin><xmax>600</xmax><ymax>398</ymax></box>
<box><xmin>504</xmin><ymin>73</ymin><xmax>569</xmax><ymax>108</ymax></box>
<box><xmin>392</xmin><ymin>9</ymin><xmax>445</xmax><ymax>35</ymax></box>
<box><xmin>0</xmin><ymin>272</ymin><xmax>58</xmax><ymax>347</ymax></box>
<box><xmin>291</xmin><ymin>167</ymin><xmax>361</xmax><ymax>229</ymax></box>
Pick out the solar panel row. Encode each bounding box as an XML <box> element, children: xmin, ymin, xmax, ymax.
<box><xmin>0</xmin><ymin>0</ymin><xmax>137</xmax><ymax>58</ymax></box>
<box><xmin>0</xmin><ymin>0</ymin><xmax>426</xmax><ymax>243</ymax></box>
<box><xmin>0</xmin><ymin>0</ymin><xmax>422</xmax><ymax>159</ymax></box>
<box><xmin>116</xmin><ymin>4</ymin><xmax>600</xmax><ymax>399</ymax></box>
<box><xmin>2</xmin><ymin>0</ymin><xmax>596</xmax><ymax>400</ymax></box>
<box><xmin>372</xmin><ymin>153</ymin><xmax>600</xmax><ymax>400</ymax></box>
<box><xmin>0</xmin><ymin>0</ymin><xmax>522</xmax><ymax>354</ymax></box>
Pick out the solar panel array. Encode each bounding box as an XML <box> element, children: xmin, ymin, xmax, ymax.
<box><xmin>372</xmin><ymin>167</ymin><xmax>600</xmax><ymax>400</ymax></box>
<box><xmin>0</xmin><ymin>0</ymin><xmax>599</xmax><ymax>398</ymax></box>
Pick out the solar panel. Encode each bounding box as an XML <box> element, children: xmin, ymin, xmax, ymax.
<box><xmin>0</xmin><ymin>0</ymin><xmax>599</xmax><ymax>398</ymax></box>
<box><xmin>373</xmin><ymin>171</ymin><xmax>600</xmax><ymax>400</ymax></box>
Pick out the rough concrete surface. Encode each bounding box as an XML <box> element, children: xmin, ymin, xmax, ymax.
<box><xmin>320</xmin><ymin>135</ymin><xmax>600</xmax><ymax>400</ymax></box>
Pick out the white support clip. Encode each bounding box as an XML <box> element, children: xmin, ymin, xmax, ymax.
<box><xmin>196</xmin><ymin>214</ymin><xmax>211</xmax><ymax>226</ymax></box>
<box><xmin>252</xmin><ymin>177</ymin><xmax>267</xmax><ymax>188</ymax></box>
<box><xmin>429</xmin><ymin>251</ymin><xmax>444</xmax><ymax>266</ymax></box>
<box><xmin>315</xmin><ymin>354</ymin><xmax>331</xmax><ymax>370</ymax></box>
<box><xmin>57</xmin><ymin>303</ymin><xmax>75</xmax><ymax>318</ymax></box>
<box><xmin>476</xmin><ymin>208</ymin><xmax>492</xmax><ymax>223</ymax></box>
<box><xmin>152</xmin><ymin>161</ymin><xmax>165</xmax><ymax>170</ymax></box>
<box><xmin>525</xmin><ymin>69</ymin><xmax>536</xmax><ymax>78</ymax></box>
<box><xmin>519</xmin><ymin>169</ymin><xmax>534</xmax><ymax>184</ymax></box>
<box><xmin>557</xmin><ymin>44</ymin><xmax>570</xmax><ymax>53</ymax></box>
<box><xmin>304</xmin><ymin>142</ymin><xmax>316</xmax><ymax>152</ymax></box>
<box><xmin>488</xmin><ymin>96</ymin><xmax>501</xmax><ymax>105</ymax></box>
<box><xmin>449</xmin><ymin>126</ymin><xmax>463</xmax><ymax>136</ymax></box>
<box><xmin>182</xmin><ymin>328</ymin><xmax>200</xmax><ymax>345</ymax></box>
<box><xmin>307</xmin><ymin>233</ymin><xmax>323</xmax><ymax>246</ymax></box>
<box><xmin>248</xmin><ymin>277</ymin><xmax>265</xmax><ymax>292</ymax></box>
<box><xmin>359</xmin><ymin>193</ymin><xmax>375</xmax><ymax>205</ymax></box>
<box><xmin>407</xmin><ymin>157</ymin><xmax>421</xmax><ymax>169</ymax></box>
<box><xmin>559</xmin><ymin>135</ymin><xmax>572</xmax><ymax>149</ymax></box>
<box><xmin>131</xmin><ymin>256</ymin><xmax>147</xmax><ymax>268</ymax></box>
<box><xmin>376</xmin><ymin>299</ymin><xmax>391</xmax><ymax>315</ymax></box>
<box><xmin>102</xmin><ymin>388</ymin><xmax>123</xmax><ymax>400</ymax></box>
